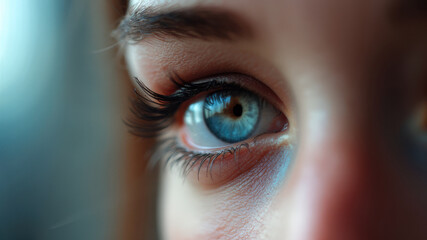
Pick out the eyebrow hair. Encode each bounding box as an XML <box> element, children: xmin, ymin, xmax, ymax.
<box><xmin>114</xmin><ymin>6</ymin><xmax>253</xmax><ymax>44</ymax></box>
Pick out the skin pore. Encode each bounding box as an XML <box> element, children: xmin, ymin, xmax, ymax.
<box><xmin>121</xmin><ymin>0</ymin><xmax>427</xmax><ymax>239</ymax></box>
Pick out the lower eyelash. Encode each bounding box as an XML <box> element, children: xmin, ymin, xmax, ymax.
<box><xmin>150</xmin><ymin>137</ymin><xmax>251</xmax><ymax>179</ymax></box>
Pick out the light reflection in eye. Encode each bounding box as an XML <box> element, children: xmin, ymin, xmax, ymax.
<box><xmin>184</xmin><ymin>101</ymin><xmax>204</xmax><ymax>126</ymax></box>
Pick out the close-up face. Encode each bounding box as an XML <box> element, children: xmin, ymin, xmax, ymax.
<box><xmin>118</xmin><ymin>0</ymin><xmax>427</xmax><ymax>239</ymax></box>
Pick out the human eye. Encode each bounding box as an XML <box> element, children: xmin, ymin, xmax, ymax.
<box><xmin>183</xmin><ymin>81</ymin><xmax>286</xmax><ymax>147</ymax></box>
<box><xmin>127</xmin><ymin>73</ymin><xmax>290</xmax><ymax>187</ymax></box>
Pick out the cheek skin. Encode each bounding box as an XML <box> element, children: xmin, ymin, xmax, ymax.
<box><xmin>160</xmin><ymin>146</ymin><xmax>293</xmax><ymax>240</ymax></box>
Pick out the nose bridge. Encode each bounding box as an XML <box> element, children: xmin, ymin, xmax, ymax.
<box><xmin>305</xmin><ymin>132</ymin><xmax>377</xmax><ymax>237</ymax></box>
<box><xmin>273</xmin><ymin>123</ymin><xmax>383</xmax><ymax>240</ymax></box>
<box><xmin>270</xmin><ymin>66</ymin><xmax>391</xmax><ymax>238</ymax></box>
<box><xmin>279</xmin><ymin>90</ymin><xmax>391</xmax><ymax>240</ymax></box>
<box><xmin>270</xmin><ymin>12</ymin><xmax>394</xmax><ymax>235</ymax></box>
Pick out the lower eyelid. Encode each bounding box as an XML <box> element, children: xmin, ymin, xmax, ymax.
<box><xmin>157</xmin><ymin>132</ymin><xmax>290</xmax><ymax>187</ymax></box>
<box><xmin>191</xmin><ymin>142</ymin><xmax>288</xmax><ymax>187</ymax></box>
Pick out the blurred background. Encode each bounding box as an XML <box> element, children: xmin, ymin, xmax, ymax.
<box><xmin>0</xmin><ymin>0</ymin><xmax>159</xmax><ymax>239</ymax></box>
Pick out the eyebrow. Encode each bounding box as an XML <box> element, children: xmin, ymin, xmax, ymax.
<box><xmin>114</xmin><ymin>6</ymin><xmax>253</xmax><ymax>44</ymax></box>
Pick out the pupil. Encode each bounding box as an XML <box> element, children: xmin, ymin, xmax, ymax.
<box><xmin>203</xmin><ymin>90</ymin><xmax>260</xmax><ymax>143</ymax></box>
<box><xmin>233</xmin><ymin>104</ymin><xmax>243</xmax><ymax>117</ymax></box>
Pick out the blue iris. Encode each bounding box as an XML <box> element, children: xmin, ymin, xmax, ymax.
<box><xmin>203</xmin><ymin>90</ymin><xmax>260</xmax><ymax>143</ymax></box>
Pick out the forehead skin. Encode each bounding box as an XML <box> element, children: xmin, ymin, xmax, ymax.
<box><xmin>126</xmin><ymin>0</ymin><xmax>427</xmax><ymax>240</ymax></box>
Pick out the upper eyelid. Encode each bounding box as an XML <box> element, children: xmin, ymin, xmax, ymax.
<box><xmin>182</xmin><ymin>73</ymin><xmax>286</xmax><ymax>112</ymax></box>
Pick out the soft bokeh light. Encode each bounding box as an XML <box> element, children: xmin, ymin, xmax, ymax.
<box><xmin>0</xmin><ymin>1</ymin><xmax>124</xmax><ymax>239</ymax></box>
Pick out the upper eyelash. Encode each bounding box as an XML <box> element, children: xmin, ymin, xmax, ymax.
<box><xmin>126</xmin><ymin>73</ymin><xmax>245</xmax><ymax>137</ymax></box>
